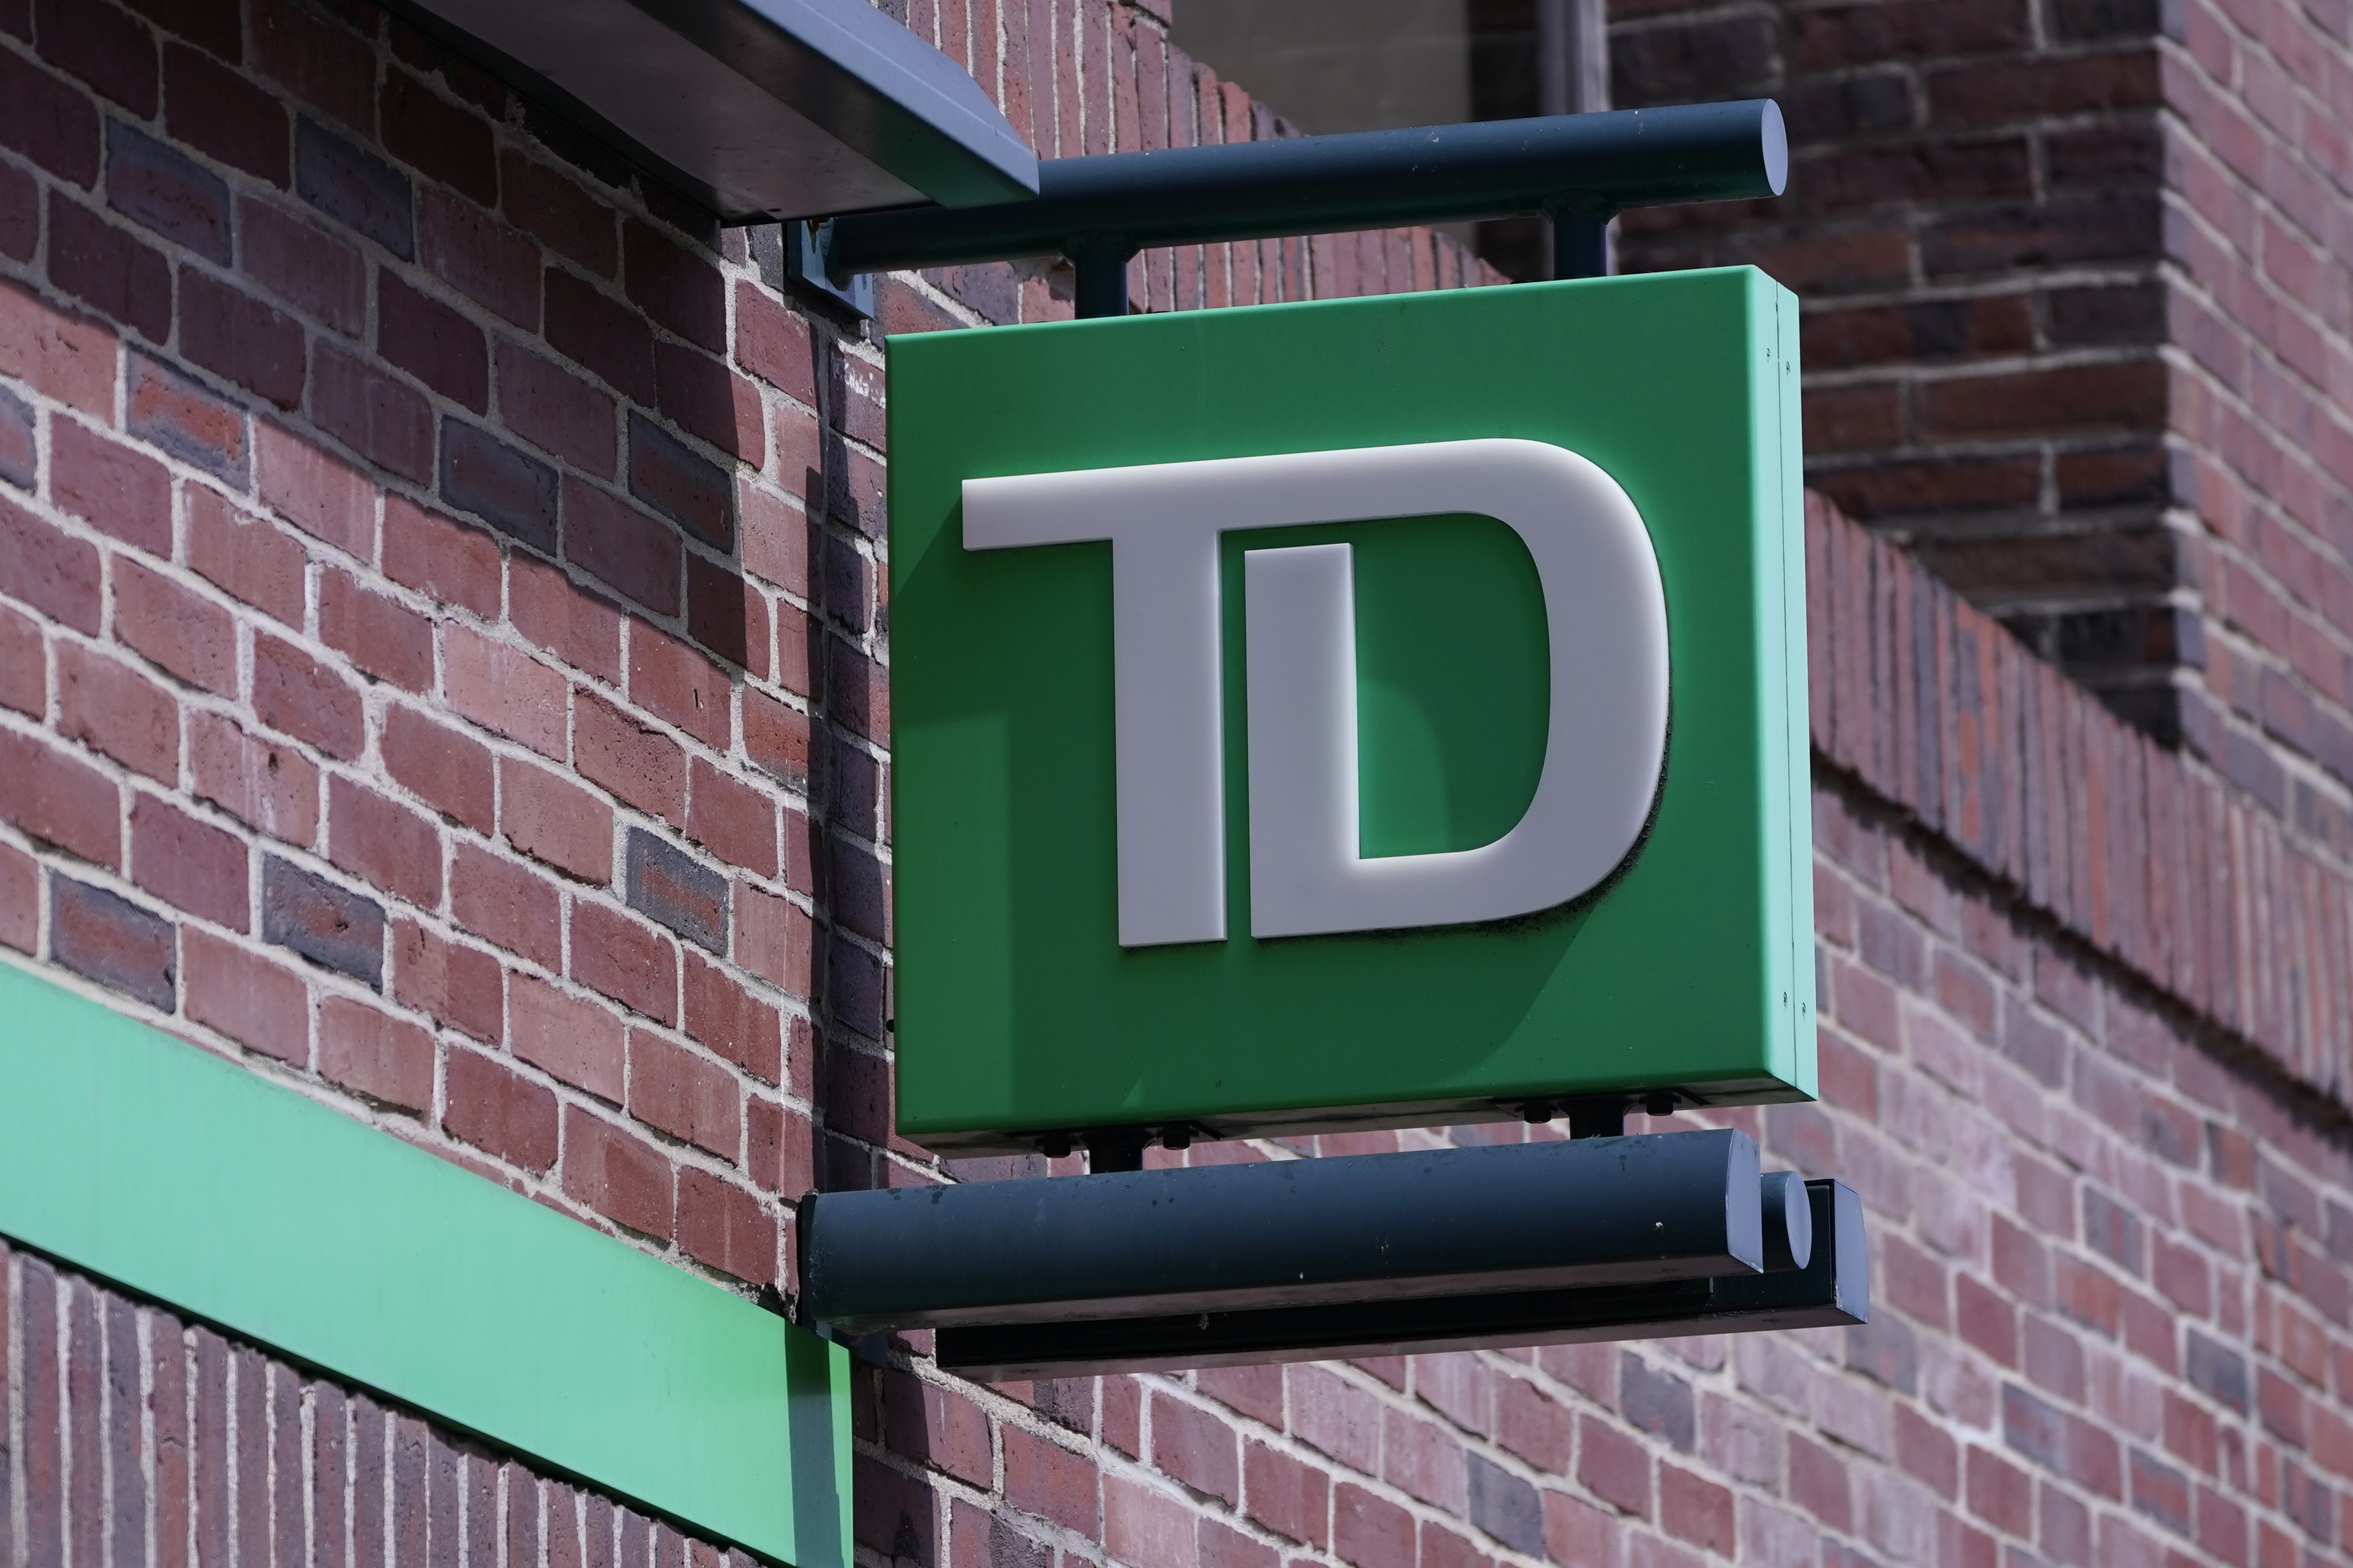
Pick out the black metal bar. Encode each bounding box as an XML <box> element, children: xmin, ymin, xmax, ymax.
<box><xmin>1551</xmin><ymin>208</ymin><xmax>1610</xmax><ymax>279</ymax></box>
<box><xmin>931</xmin><ymin>1180</ymin><xmax>1866</xmax><ymax>1379</ymax></box>
<box><xmin>823</xmin><ymin>100</ymin><xmax>1785</xmax><ymax>281</ymax></box>
<box><xmin>1070</xmin><ymin>242</ymin><xmax>1134</xmax><ymax>320</ymax></box>
<box><xmin>799</xmin><ymin>1130</ymin><xmax>1765</xmax><ymax>1334</ymax></box>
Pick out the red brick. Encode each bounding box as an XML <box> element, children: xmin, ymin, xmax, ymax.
<box><xmin>38</xmin><ymin>0</ymin><xmax>159</xmax><ymax>114</ymax></box>
<box><xmin>621</xmin><ymin>221</ymin><xmax>724</xmax><ymax>351</ymax></box>
<box><xmin>380</xmin><ymin>704</ymin><xmax>494</xmax><ymax>835</ymax></box>
<box><xmin>509</xmin><ymin>970</ymin><xmax>622</xmax><ymax>1100</ymax></box>
<box><xmin>1103</xmin><ymin>1477</ymin><xmax>1195</xmax><ymax>1568</ymax></box>
<box><xmin>500</xmin><ymin>757</ymin><xmax>612</xmax><ymax>883</ymax></box>
<box><xmin>543</xmin><ymin>268</ymin><xmax>653</xmax><ymax>404</ymax></box>
<box><xmin>626</xmin><ymin>1029</ymin><xmax>737</xmax><ymax>1156</ymax></box>
<box><xmin>378</xmin><ymin>272</ymin><xmax>486</xmax><ymax>412</ymax></box>
<box><xmin>392</xmin><ymin>918</ymin><xmax>500</xmax><ymax>1043</ymax></box>
<box><xmin>1966</xmin><ymin>1445</ymin><xmax>2034</xmax><ymax>1536</ymax></box>
<box><xmin>1919</xmin><ymin>362</ymin><xmax>2168</xmax><ymax>439</ymax></box>
<box><xmin>178</xmin><ymin>269</ymin><xmax>305</xmax><ymax>410</ymax></box>
<box><xmin>112</xmin><ymin>558</ymin><xmax>233</xmax><ymax>697</ymax></box>
<box><xmin>1244</xmin><ymin>1441</ymin><xmax>1328</xmax><ymax>1548</ymax></box>
<box><xmin>310</xmin><ymin>341</ymin><xmax>433</xmax><ymax>483</ymax></box>
<box><xmin>574</xmin><ymin>689</ymin><xmax>685</xmax><ymax>824</ymax></box>
<box><xmin>442</xmin><ymin>622</ymin><xmax>567</xmax><ymax>759</ymax></box>
<box><xmin>317</xmin><ymin>995</ymin><xmax>433</xmax><ymax>1113</ymax></box>
<box><xmin>561</xmin><ymin>1106</ymin><xmax>674</xmax><ymax>1238</ymax></box>
<box><xmin>828</xmin><ymin>635</ymin><xmax>887</xmax><ymax>744</ymax></box>
<box><xmin>450</xmin><ymin>843</ymin><xmax>559</xmax><ymax>969</ymax></box>
<box><xmin>675</xmin><ymin>1168</ymin><xmax>776</xmax><ymax>1284</ymax></box>
<box><xmin>744</xmin><ymin>1093</ymin><xmax>810</xmax><ymax>1198</ymax></box>
<box><xmin>0</xmin><ymin>492</ymin><xmax>103</xmax><ymax>635</ymax></box>
<box><xmin>496</xmin><ymin>339</ymin><xmax>615</xmax><ymax>474</ymax></box>
<box><xmin>419</xmin><ymin>188</ymin><xmax>535</xmax><ymax>327</ymax></box>
<box><xmin>189</xmin><ymin>712</ymin><xmax>317</xmax><ymax>846</ymax></box>
<box><xmin>51</xmin><ymin>417</ymin><xmax>169</xmax><ymax>556</ymax></box>
<box><xmin>686</xmin><ymin>758</ymin><xmax>775</xmax><ymax>876</ymax></box>
<box><xmin>0</xmin><ymin>47</ymin><xmax>102</xmax><ymax>189</ymax></box>
<box><xmin>881</xmin><ymin>1369</ymin><xmax>994</xmax><ymax>1490</ymax></box>
<box><xmin>163</xmin><ymin>43</ymin><xmax>289</xmax><ymax>184</ymax></box>
<box><xmin>733</xmin><ymin>884</ymin><xmax>812</xmax><ymax>998</ymax></box>
<box><xmin>252</xmin><ymin>632</ymin><xmax>364</xmax><ymax>761</ymax></box>
<box><xmin>1579</xmin><ymin>1416</ymin><xmax>1651</xmax><ymax>1518</ymax></box>
<box><xmin>0</xmin><ymin>276</ymin><xmax>115</xmax><ymax>416</ymax></box>
<box><xmin>570</xmin><ymin>900</ymin><xmax>677</xmax><ymax>1024</ymax></box>
<box><xmin>1786</xmin><ymin>1430</ymin><xmax>1851</xmax><ymax>1529</ymax></box>
<box><xmin>508</xmin><ymin>552</ymin><xmax>620</xmax><ymax>680</ymax></box>
<box><xmin>1420</xmin><ymin>1523</ymin><xmax>1491</xmax><ymax>1568</ymax></box>
<box><xmin>238</xmin><ymin>195</ymin><xmax>366</xmax><ymax>335</ymax></box>
<box><xmin>734</xmin><ymin>279</ymin><xmax>814</xmax><ymax>402</ymax></box>
<box><xmin>186</xmin><ymin>488</ymin><xmax>305</xmax><ymax>626</ymax></box>
<box><xmin>130</xmin><ymin>793</ymin><xmax>246</xmax><ymax>931</ymax></box>
<box><xmin>681</xmin><ymin>951</ymin><xmax>780</xmax><ymax>1084</ymax></box>
<box><xmin>381</xmin><ymin>71</ymin><xmax>494</xmax><ymax>205</ymax></box>
<box><xmin>499</xmin><ymin>151</ymin><xmax>613</xmax><ymax>276</ymax></box>
<box><xmin>48</xmin><ymin>190</ymin><xmax>172</xmax><ymax>343</ymax></box>
<box><xmin>1492</xmin><ymin>1374</ymin><xmax>1571</xmax><ymax>1474</ymax></box>
<box><xmin>0</xmin><ymin>838</ymin><xmax>36</xmax><ymax>953</ymax></box>
<box><xmin>442</xmin><ymin>1045</ymin><xmax>557</xmax><ymax>1172</ymax></box>
<box><xmin>686</xmin><ymin>554</ymin><xmax>769</xmax><ymax>676</ymax></box>
<box><xmin>0</xmin><ymin>602</ymin><xmax>39</xmax><ymax>716</ymax></box>
<box><xmin>328</xmin><ymin>774</ymin><xmax>442</xmax><ymax>908</ymax></box>
<box><xmin>255</xmin><ymin>421</ymin><xmax>373</xmax><ymax>560</ymax></box>
<box><xmin>630</xmin><ymin>625</ymin><xmax>731</xmax><ymax>749</ymax></box>
<box><xmin>1332</xmin><ymin>1483</ymin><xmax>1411</xmax><ymax>1568</ymax></box>
<box><xmin>58</xmin><ymin>641</ymin><xmax>177</xmax><ymax>782</ymax></box>
<box><xmin>1149</xmin><ymin>1392</ymin><xmax>1239</xmax><ymax>1504</ymax></box>
<box><xmin>744</xmin><ymin>456</ymin><xmax>814</xmax><ymax>597</ymax></box>
<box><xmin>182</xmin><ymin>927</ymin><xmax>308</xmax><ymax>1064</ymax></box>
<box><xmin>320</xmin><ymin>568</ymin><xmax>433</xmax><ymax>692</ymax></box>
<box><xmin>653</xmin><ymin>343</ymin><xmax>762</xmax><ymax>466</ymax></box>
<box><xmin>562</xmin><ymin>475</ymin><xmax>679</xmax><ymax>618</ymax></box>
<box><xmin>383</xmin><ymin>495</ymin><xmax>500</xmax><ymax>620</ymax></box>
<box><xmin>744</xmin><ymin>689</ymin><xmax>810</xmax><ymax>789</ymax></box>
<box><xmin>1004</xmin><ymin>1427</ymin><xmax>1100</xmax><ymax>1538</ymax></box>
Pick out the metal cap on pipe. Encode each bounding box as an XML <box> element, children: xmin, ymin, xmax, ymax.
<box><xmin>800</xmin><ymin>1129</ymin><xmax>1764</xmax><ymax>1334</ymax></box>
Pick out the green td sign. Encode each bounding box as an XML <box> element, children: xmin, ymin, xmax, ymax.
<box><xmin>887</xmin><ymin>267</ymin><xmax>1814</xmax><ymax>1152</ymax></box>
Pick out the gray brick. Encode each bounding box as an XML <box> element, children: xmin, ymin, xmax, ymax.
<box><xmin>624</xmin><ymin>829</ymin><xmax>727</xmax><ymax>955</ymax></box>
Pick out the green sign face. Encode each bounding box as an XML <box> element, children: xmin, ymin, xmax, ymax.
<box><xmin>888</xmin><ymin>268</ymin><xmax>1813</xmax><ymax>1154</ymax></box>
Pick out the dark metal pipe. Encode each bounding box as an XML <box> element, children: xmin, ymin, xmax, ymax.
<box><xmin>799</xmin><ymin>1129</ymin><xmax>1764</xmax><ymax>1334</ymax></box>
<box><xmin>933</xmin><ymin>1180</ymin><xmax>1867</xmax><ymax>1379</ymax></box>
<box><xmin>823</xmin><ymin>99</ymin><xmax>1786</xmax><ymax>282</ymax></box>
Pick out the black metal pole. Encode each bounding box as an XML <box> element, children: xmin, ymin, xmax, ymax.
<box><xmin>1070</xmin><ymin>241</ymin><xmax>1135</xmax><ymax>319</ymax></box>
<box><xmin>1550</xmin><ymin>208</ymin><xmax>1610</xmax><ymax>279</ymax></box>
<box><xmin>800</xmin><ymin>1129</ymin><xmax>1768</xmax><ymax>1333</ymax></box>
<box><xmin>823</xmin><ymin>100</ymin><xmax>1785</xmax><ymax>285</ymax></box>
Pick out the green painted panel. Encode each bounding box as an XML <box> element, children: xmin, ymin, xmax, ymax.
<box><xmin>888</xmin><ymin>268</ymin><xmax>1814</xmax><ymax>1151</ymax></box>
<box><xmin>0</xmin><ymin>960</ymin><xmax>850</xmax><ymax>1567</ymax></box>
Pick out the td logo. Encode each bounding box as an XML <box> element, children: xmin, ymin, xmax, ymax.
<box><xmin>887</xmin><ymin>269</ymin><xmax>1813</xmax><ymax>1150</ymax></box>
<box><xmin>964</xmin><ymin>438</ymin><xmax>1670</xmax><ymax>946</ymax></box>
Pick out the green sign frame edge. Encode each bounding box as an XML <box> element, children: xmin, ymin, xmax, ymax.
<box><xmin>0</xmin><ymin>959</ymin><xmax>851</xmax><ymax>1568</ymax></box>
<box><xmin>887</xmin><ymin>267</ymin><xmax>1816</xmax><ymax>1150</ymax></box>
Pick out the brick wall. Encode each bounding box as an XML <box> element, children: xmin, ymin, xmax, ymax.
<box><xmin>0</xmin><ymin>1236</ymin><xmax>748</xmax><ymax>1567</ymax></box>
<box><xmin>0</xmin><ymin>0</ymin><xmax>1492</xmax><ymax>1310</ymax></box>
<box><xmin>1609</xmin><ymin>0</ymin><xmax>2353</xmax><ymax>841</ymax></box>
<box><xmin>1605</xmin><ymin>0</ymin><xmax>2177</xmax><ymax>731</ymax></box>
<box><xmin>7</xmin><ymin>0</ymin><xmax>2353</xmax><ymax>1566</ymax></box>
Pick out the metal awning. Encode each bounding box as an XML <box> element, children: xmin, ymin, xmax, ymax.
<box><xmin>392</xmin><ymin>0</ymin><xmax>1039</xmax><ymax>221</ymax></box>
